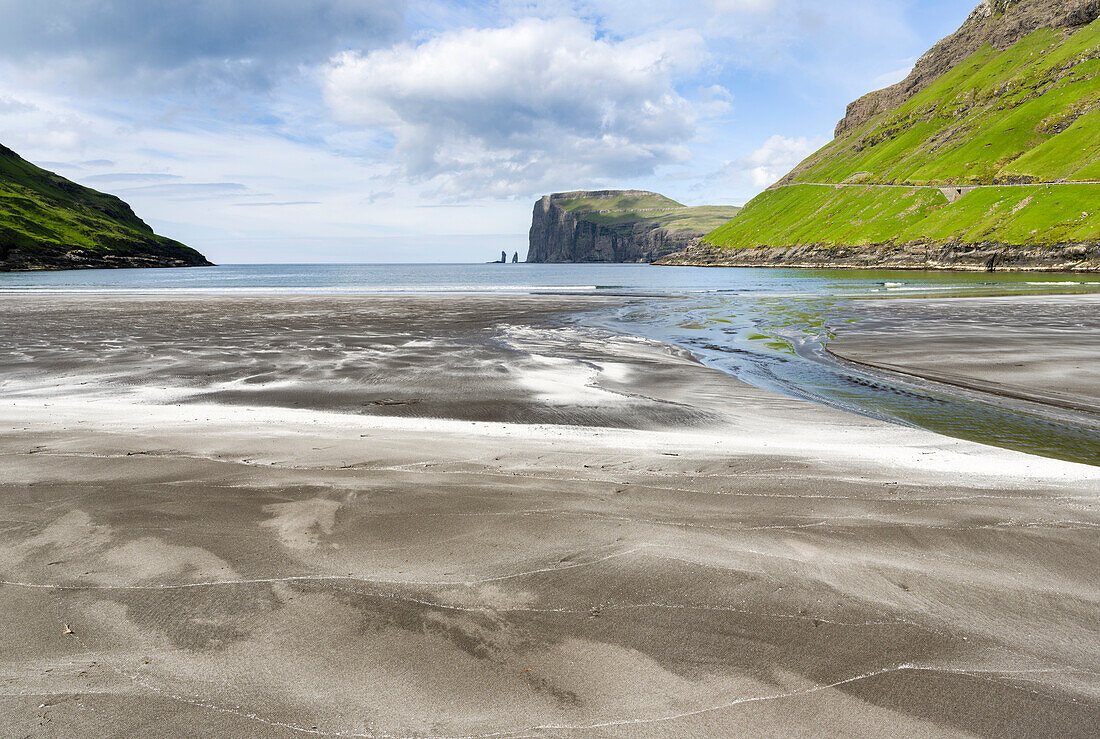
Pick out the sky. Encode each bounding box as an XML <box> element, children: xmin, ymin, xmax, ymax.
<box><xmin>0</xmin><ymin>0</ymin><xmax>977</xmax><ymax>263</ymax></box>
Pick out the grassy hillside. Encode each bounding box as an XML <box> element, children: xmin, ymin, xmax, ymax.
<box><xmin>710</xmin><ymin>183</ymin><xmax>1096</xmax><ymax>248</ymax></box>
<box><xmin>0</xmin><ymin>143</ymin><xmax>210</xmax><ymax>270</ymax></box>
<box><xmin>553</xmin><ymin>191</ymin><xmax>683</xmax><ymax>213</ymax></box>
<box><xmin>549</xmin><ymin>191</ymin><xmax>740</xmax><ymax>232</ymax></box>
<box><xmin>706</xmin><ymin>12</ymin><xmax>1100</xmax><ymax>252</ymax></box>
<box><xmin>584</xmin><ymin>204</ymin><xmax>742</xmax><ymax>230</ymax></box>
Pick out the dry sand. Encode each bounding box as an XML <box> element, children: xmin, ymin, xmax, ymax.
<box><xmin>0</xmin><ymin>294</ymin><xmax>1097</xmax><ymax>737</ymax></box>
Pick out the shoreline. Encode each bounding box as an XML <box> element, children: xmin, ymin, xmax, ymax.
<box><xmin>0</xmin><ymin>261</ymin><xmax>214</xmax><ymax>273</ymax></box>
<box><xmin>655</xmin><ymin>240</ymin><xmax>1100</xmax><ymax>272</ymax></box>
<box><xmin>656</xmin><ymin>260</ymin><xmax>1100</xmax><ymax>272</ymax></box>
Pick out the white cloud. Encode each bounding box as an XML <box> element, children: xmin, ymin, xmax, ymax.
<box><xmin>0</xmin><ymin>0</ymin><xmax>952</xmax><ymax>262</ymax></box>
<box><xmin>323</xmin><ymin>17</ymin><xmax>706</xmax><ymax>197</ymax></box>
<box><xmin>726</xmin><ymin>133</ymin><xmax>823</xmax><ymax>189</ymax></box>
<box><xmin>0</xmin><ymin>95</ymin><xmax>36</xmax><ymax>114</ymax></box>
<box><xmin>872</xmin><ymin>59</ymin><xmax>917</xmax><ymax>90</ymax></box>
<box><xmin>697</xmin><ymin>84</ymin><xmax>735</xmax><ymax>117</ymax></box>
<box><xmin>0</xmin><ymin>90</ymin><xmax>531</xmax><ymax>263</ymax></box>
<box><xmin>491</xmin><ymin>0</ymin><xmax>780</xmax><ymax>38</ymax></box>
<box><xmin>0</xmin><ymin>0</ymin><xmax>404</xmax><ymax>94</ymax></box>
<box><xmin>707</xmin><ymin>0</ymin><xmax>780</xmax><ymax>13</ymax></box>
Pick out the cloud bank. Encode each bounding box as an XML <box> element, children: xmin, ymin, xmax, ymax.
<box><xmin>0</xmin><ymin>0</ymin><xmax>968</xmax><ymax>261</ymax></box>
<box><xmin>741</xmin><ymin>134</ymin><xmax>822</xmax><ymax>187</ymax></box>
<box><xmin>708</xmin><ymin>134</ymin><xmax>824</xmax><ymax>192</ymax></box>
<box><xmin>324</xmin><ymin>18</ymin><xmax>706</xmax><ymax>196</ymax></box>
<box><xmin>0</xmin><ymin>0</ymin><xmax>404</xmax><ymax>92</ymax></box>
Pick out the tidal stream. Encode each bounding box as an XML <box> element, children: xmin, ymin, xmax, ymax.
<box><xmin>2</xmin><ymin>262</ymin><xmax>1097</xmax><ymax>464</ymax></box>
<box><xmin>589</xmin><ymin>286</ymin><xmax>1100</xmax><ymax>466</ymax></box>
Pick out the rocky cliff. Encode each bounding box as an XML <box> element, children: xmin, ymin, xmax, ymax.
<box><xmin>526</xmin><ymin>191</ymin><xmax>740</xmax><ymax>263</ymax></box>
<box><xmin>833</xmin><ymin>0</ymin><xmax>1100</xmax><ymax>139</ymax></box>
<box><xmin>0</xmin><ymin>143</ymin><xmax>211</xmax><ymax>271</ymax></box>
<box><xmin>658</xmin><ymin>238</ymin><xmax>1099</xmax><ymax>272</ymax></box>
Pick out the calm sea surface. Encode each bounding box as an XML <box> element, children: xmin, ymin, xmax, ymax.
<box><xmin>2</xmin><ymin>263</ymin><xmax>1098</xmax><ymax>464</ymax></box>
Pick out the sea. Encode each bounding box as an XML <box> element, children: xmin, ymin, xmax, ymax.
<box><xmin>2</xmin><ymin>262</ymin><xmax>1097</xmax><ymax>465</ymax></box>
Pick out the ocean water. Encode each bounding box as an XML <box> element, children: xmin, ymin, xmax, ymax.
<box><xmin>0</xmin><ymin>261</ymin><xmax>1095</xmax><ymax>295</ymax></box>
<box><xmin>2</xmin><ymin>263</ymin><xmax>1098</xmax><ymax>464</ymax></box>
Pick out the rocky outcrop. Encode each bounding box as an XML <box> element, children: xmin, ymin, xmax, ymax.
<box><xmin>0</xmin><ymin>245</ymin><xmax>212</xmax><ymax>271</ymax></box>
<box><xmin>0</xmin><ymin>142</ymin><xmax>212</xmax><ymax>271</ymax></box>
<box><xmin>656</xmin><ymin>239</ymin><xmax>1100</xmax><ymax>272</ymax></box>
<box><xmin>526</xmin><ymin>192</ymin><xmax>706</xmax><ymax>263</ymax></box>
<box><xmin>832</xmin><ymin>0</ymin><xmax>1100</xmax><ymax>139</ymax></box>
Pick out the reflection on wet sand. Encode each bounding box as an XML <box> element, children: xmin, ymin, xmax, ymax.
<box><xmin>595</xmin><ymin>290</ymin><xmax>1100</xmax><ymax>464</ymax></box>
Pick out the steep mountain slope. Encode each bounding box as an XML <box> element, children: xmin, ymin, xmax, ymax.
<box><xmin>668</xmin><ymin>0</ymin><xmax>1100</xmax><ymax>271</ymax></box>
<box><xmin>0</xmin><ymin>143</ymin><xmax>211</xmax><ymax>271</ymax></box>
<box><xmin>527</xmin><ymin>190</ymin><xmax>740</xmax><ymax>263</ymax></box>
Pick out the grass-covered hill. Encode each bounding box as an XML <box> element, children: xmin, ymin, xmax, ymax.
<box><xmin>0</xmin><ymin>143</ymin><xmax>211</xmax><ymax>271</ymax></box>
<box><xmin>551</xmin><ymin>190</ymin><xmax>683</xmax><ymax>214</ymax></box>
<box><xmin>550</xmin><ymin>191</ymin><xmax>741</xmax><ymax>232</ymax></box>
<box><xmin>685</xmin><ymin>0</ymin><xmax>1100</xmax><ymax>271</ymax></box>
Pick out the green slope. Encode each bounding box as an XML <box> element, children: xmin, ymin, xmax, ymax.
<box><xmin>551</xmin><ymin>191</ymin><xmax>740</xmax><ymax>232</ymax></box>
<box><xmin>582</xmin><ymin>204</ymin><xmax>742</xmax><ymax>231</ymax></box>
<box><xmin>711</xmin><ymin>183</ymin><xmax>1096</xmax><ymax>248</ymax></box>
<box><xmin>706</xmin><ymin>8</ymin><xmax>1100</xmax><ymax>255</ymax></box>
<box><xmin>632</xmin><ymin>205</ymin><xmax>744</xmax><ymax>233</ymax></box>
<box><xmin>553</xmin><ymin>191</ymin><xmax>684</xmax><ymax>213</ymax></box>
<box><xmin>0</xmin><ymin>143</ymin><xmax>210</xmax><ymax>270</ymax></box>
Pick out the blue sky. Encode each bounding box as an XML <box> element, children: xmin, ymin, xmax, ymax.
<box><xmin>0</xmin><ymin>0</ymin><xmax>976</xmax><ymax>263</ymax></box>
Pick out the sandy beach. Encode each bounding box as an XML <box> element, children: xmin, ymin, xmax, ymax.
<box><xmin>830</xmin><ymin>293</ymin><xmax>1100</xmax><ymax>415</ymax></box>
<box><xmin>1</xmin><ymin>294</ymin><xmax>1098</xmax><ymax>737</ymax></box>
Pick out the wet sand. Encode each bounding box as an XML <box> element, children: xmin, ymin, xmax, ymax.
<box><xmin>1</xmin><ymin>294</ymin><xmax>1097</xmax><ymax>737</ymax></box>
<box><xmin>830</xmin><ymin>293</ymin><xmax>1100</xmax><ymax>414</ymax></box>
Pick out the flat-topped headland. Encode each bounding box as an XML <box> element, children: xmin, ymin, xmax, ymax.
<box><xmin>526</xmin><ymin>189</ymin><xmax>740</xmax><ymax>263</ymax></box>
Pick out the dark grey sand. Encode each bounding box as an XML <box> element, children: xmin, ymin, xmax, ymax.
<box><xmin>830</xmin><ymin>293</ymin><xmax>1100</xmax><ymax>413</ymax></box>
<box><xmin>1</xmin><ymin>294</ymin><xmax>1097</xmax><ymax>737</ymax></box>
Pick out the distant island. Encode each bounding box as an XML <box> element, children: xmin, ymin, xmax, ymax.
<box><xmin>526</xmin><ymin>190</ymin><xmax>740</xmax><ymax>263</ymax></box>
<box><xmin>0</xmin><ymin>143</ymin><xmax>211</xmax><ymax>271</ymax></box>
<box><xmin>657</xmin><ymin>0</ymin><xmax>1100</xmax><ymax>271</ymax></box>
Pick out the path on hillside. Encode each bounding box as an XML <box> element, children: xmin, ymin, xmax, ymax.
<box><xmin>771</xmin><ymin>180</ymin><xmax>1100</xmax><ymax>190</ymax></box>
<box><xmin>574</xmin><ymin>180</ymin><xmax>1100</xmax><ymax>215</ymax></box>
<box><xmin>768</xmin><ymin>179</ymin><xmax>1099</xmax><ymax>204</ymax></box>
<box><xmin>572</xmin><ymin>206</ymin><xmax>690</xmax><ymax>215</ymax></box>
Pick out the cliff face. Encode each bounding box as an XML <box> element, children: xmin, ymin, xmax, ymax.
<box><xmin>0</xmin><ymin>143</ymin><xmax>212</xmax><ymax>271</ymax></box>
<box><xmin>526</xmin><ymin>191</ymin><xmax>740</xmax><ymax>263</ymax></box>
<box><xmin>833</xmin><ymin>0</ymin><xmax>1100</xmax><ymax>138</ymax></box>
<box><xmin>657</xmin><ymin>238</ymin><xmax>1100</xmax><ymax>272</ymax></box>
<box><xmin>526</xmin><ymin>195</ymin><xmax>690</xmax><ymax>263</ymax></box>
